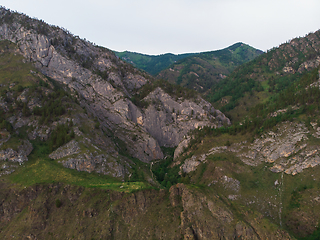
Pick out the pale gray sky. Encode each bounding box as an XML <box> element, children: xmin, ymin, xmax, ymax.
<box><xmin>1</xmin><ymin>0</ymin><xmax>319</xmax><ymax>54</ymax></box>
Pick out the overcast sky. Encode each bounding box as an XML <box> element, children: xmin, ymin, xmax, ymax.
<box><xmin>1</xmin><ymin>0</ymin><xmax>319</xmax><ymax>55</ymax></box>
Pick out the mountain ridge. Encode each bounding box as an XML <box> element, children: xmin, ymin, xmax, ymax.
<box><xmin>115</xmin><ymin>42</ymin><xmax>263</xmax><ymax>78</ymax></box>
<box><xmin>1</xmin><ymin>6</ymin><xmax>320</xmax><ymax>240</ymax></box>
<box><xmin>209</xmin><ymin>29</ymin><xmax>320</xmax><ymax>121</ymax></box>
<box><xmin>115</xmin><ymin>50</ymin><xmax>196</xmax><ymax>75</ymax></box>
<box><xmin>156</xmin><ymin>42</ymin><xmax>263</xmax><ymax>93</ymax></box>
<box><xmin>0</xmin><ymin>7</ymin><xmax>230</xmax><ymax>163</ymax></box>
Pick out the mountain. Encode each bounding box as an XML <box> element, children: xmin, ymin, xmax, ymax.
<box><xmin>0</xmin><ymin>8</ymin><xmax>231</xmax><ymax>163</ymax></box>
<box><xmin>114</xmin><ymin>51</ymin><xmax>196</xmax><ymax>75</ymax></box>
<box><xmin>156</xmin><ymin>43</ymin><xmax>263</xmax><ymax>93</ymax></box>
<box><xmin>172</xmin><ymin>30</ymin><xmax>320</xmax><ymax>239</ymax></box>
<box><xmin>1</xmin><ymin>7</ymin><xmax>320</xmax><ymax>239</ymax></box>
<box><xmin>209</xmin><ymin>30</ymin><xmax>320</xmax><ymax>122</ymax></box>
<box><xmin>115</xmin><ymin>43</ymin><xmax>263</xmax><ymax>82</ymax></box>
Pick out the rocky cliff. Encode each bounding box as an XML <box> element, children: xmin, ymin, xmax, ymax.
<box><xmin>0</xmin><ymin>8</ymin><xmax>229</xmax><ymax>162</ymax></box>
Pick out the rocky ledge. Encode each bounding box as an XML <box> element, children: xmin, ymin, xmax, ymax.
<box><xmin>0</xmin><ymin>139</ymin><xmax>33</xmax><ymax>176</ymax></box>
<box><xmin>0</xmin><ymin>139</ymin><xmax>33</xmax><ymax>163</ymax></box>
<box><xmin>49</xmin><ymin>139</ymin><xmax>127</xmax><ymax>179</ymax></box>
<box><xmin>179</xmin><ymin>121</ymin><xmax>320</xmax><ymax>176</ymax></box>
<box><xmin>0</xmin><ymin>20</ymin><xmax>229</xmax><ymax>162</ymax></box>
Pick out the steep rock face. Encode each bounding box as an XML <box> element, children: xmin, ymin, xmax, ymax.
<box><xmin>0</xmin><ymin>21</ymin><xmax>162</xmax><ymax>161</ymax></box>
<box><xmin>0</xmin><ymin>139</ymin><xmax>33</xmax><ymax>176</ymax></box>
<box><xmin>49</xmin><ymin>139</ymin><xmax>127</xmax><ymax>178</ymax></box>
<box><xmin>141</xmin><ymin>88</ymin><xmax>230</xmax><ymax>147</ymax></box>
<box><xmin>0</xmin><ymin>11</ymin><xmax>229</xmax><ymax>162</ymax></box>
<box><xmin>173</xmin><ymin>136</ymin><xmax>191</xmax><ymax>160</ymax></box>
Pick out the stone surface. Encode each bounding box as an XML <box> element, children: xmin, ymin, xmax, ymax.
<box><xmin>27</xmin><ymin>125</ymin><xmax>51</xmax><ymax>141</ymax></box>
<box><xmin>142</xmin><ymin>87</ymin><xmax>230</xmax><ymax>148</ymax></box>
<box><xmin>0</xmin><ymin>139</ymin><xmax>33</xmax><ymax>163</ymax></box>
<box><xmin>180</xmin><ymin>154</ymin><xmax>207</xmax><ymax>173</ymax></box>
<box><xmin>174</xmin><ymin>136</ymin><xmax>190</xmax><ymax>160</ymax></box>
<box><xmin>50</xmin><ymin>139</ymin><xmax>127</xmax><ymax>179</ymax></box>
<box><xmin>298</xmin><ymin>56</ymin><xmax>320</xmax><ymax>73</ymax></box>
<box><xmin>221</xmin><ymin>175</ymin><xmax>241</xmax><ymax>192</ymax></box>
<box><xmin>0</xmin><ymin>19</ymin><xmax>229</xmax><ymax>162</ymax></box>
<box><xmin>197</xmin><ymin>121</ymin><xmax>320</xmax><ymax>175</ymax></box>
<box><xmin>49</xmin><ymin>140</ymin><xmax>80</xmax><ymax>160</ymax></box>
<box><xmin>180</xmin><ymin>120</ymin><xmax>320</xmax><ymax>176</ymax></box>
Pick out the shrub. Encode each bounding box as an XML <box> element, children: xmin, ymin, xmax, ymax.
<box><xmin>55</xmin><ymin>199</ymin><xmax>62</xmax><ymax>208</ymax></box>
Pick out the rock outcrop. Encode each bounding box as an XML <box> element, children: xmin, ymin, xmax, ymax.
<box><xmin>0</xmin><ymin>139</ymin><xmax>33</xmax><ymax>163</ymax></box>
<box><xmin>49</xmin><ymin>139</ymin><xmax>127</xmax><ymax>179</ymax></box>
<box><xmin>141</xmin><ymin>87</ymin><xmax>230</xmax><ymax>147</ymax></box>
<box><xmin>183</xmin><ymin>121</ymin><xmax>320</xmax><ymax>176</ymax></box>
<box><xmin>174</xmin><ymin>136</ymin><xmax>190</xmax><ymax>160</ymax></box>
<box><xmin>0</xmin><ymin>139</ymin><xmax>33</xmax><ymax>176</ymax></box>
<box><xmin>0</xmin><ymin>10</ymin><xmax>229</xmax><ymax>162</ymax></box>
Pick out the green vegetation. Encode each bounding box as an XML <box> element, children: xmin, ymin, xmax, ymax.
<box><xmin>177</xmin><ymin>57</ymin><xmax>320</xmax><ymax>239</ymax></box>
<box><xmin>157</xmin><ymin>42</ymin><xmax>263</xmax><ymax>93</ymax></box>
<box><xmin>6</xmin><ymin>139</ymin><xmax>147</xmax><ymax>192</ymax></box>
<box><xmin>0</xmin><ymin>40</ymin><xmax>38</xmax><ymax>89</ymax></box>
<box><xmin>301</xmin><ymin>226</ymin><xmax>320</xmax><ymax>240</ymax></box>
<box><xmin>32</xmin><ymin>89</ymin><xmax>67</xmax><ymax>123</ymax></box>
<box><xmin>115</xmin><ymin>51</ymin><xmax>196</xmax><ymax>75</ymax></box>
<box><xmin>209</xmin><ymin>31</ymin><xmax>320</xmax><ymax>122</ymax></box>
<box><xmin>186</xmin><ymin>67</ymin><xmax>320</xmax><ymax>147</ymax></box>
<box><xmin>0</xmin><ymin>118</ymin><xmax>13</xmax><ymax>133</ymax></box>
<box><xmin>152</xmin><ymin>147</ymin><xmax>180</xmax><ymax>188</ymax></box>
<box><xmin>55</xmin><ymin>199</ymin><xmax>62</xmax><ymax>208</ymax></box>
<box><xmin>1</xmin><ymin>9</ymin><xmax>320</xmax><ymax>239</ymax></box>
<box><xmin>48</xmin><ymin>122</ymin><xmax>75</xmax><ymax>151</ymax></box>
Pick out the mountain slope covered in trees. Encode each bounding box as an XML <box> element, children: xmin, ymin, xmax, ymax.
<box><xmin>156</xmin><ymin>42</ymin><xmax>263</xmax><ymax>93</ymax></box>
<box><xmin>209</xmin><ymin>30</ymin><xmax>320</xmax><ymax>122</ymax></box>
<box><xmin>114</xmin><ymin>51</ymin><xmax>196</xmax><ymax>75</ymax></box>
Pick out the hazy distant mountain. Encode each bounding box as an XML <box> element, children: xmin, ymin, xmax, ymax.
<box><xmin>156</xmin><ymin>43</ymin><xmax>263</xmax><ymax>93</ymax></box>
<box><xmin>115</xmin><ymin>44</ymin><xmax>263</xmax><ymax>84</ymax></box>
<box><xmin>114</xmin><ymin>51</ymin><xmax>196</xmax><ymax>75</ymax></box>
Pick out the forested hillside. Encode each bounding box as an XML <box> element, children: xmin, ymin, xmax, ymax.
<box><xmin>171</xmin><ymin>30</ymin><xmax>320</xmax><ymax>239</ymax></box>
<box><xmin>115</xmin><ymin>51</ymin><xmax>195</xmax><ymax>75</ymax></box>
<box><xmin>157</xmin><ymin>42</ymin><xmax>263</xmax><ymax>93</ymax></box>
<box><xmin>209</xmin><ymin>30</ymin><xmax>320</xmax><ymax>122</ymax></box>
